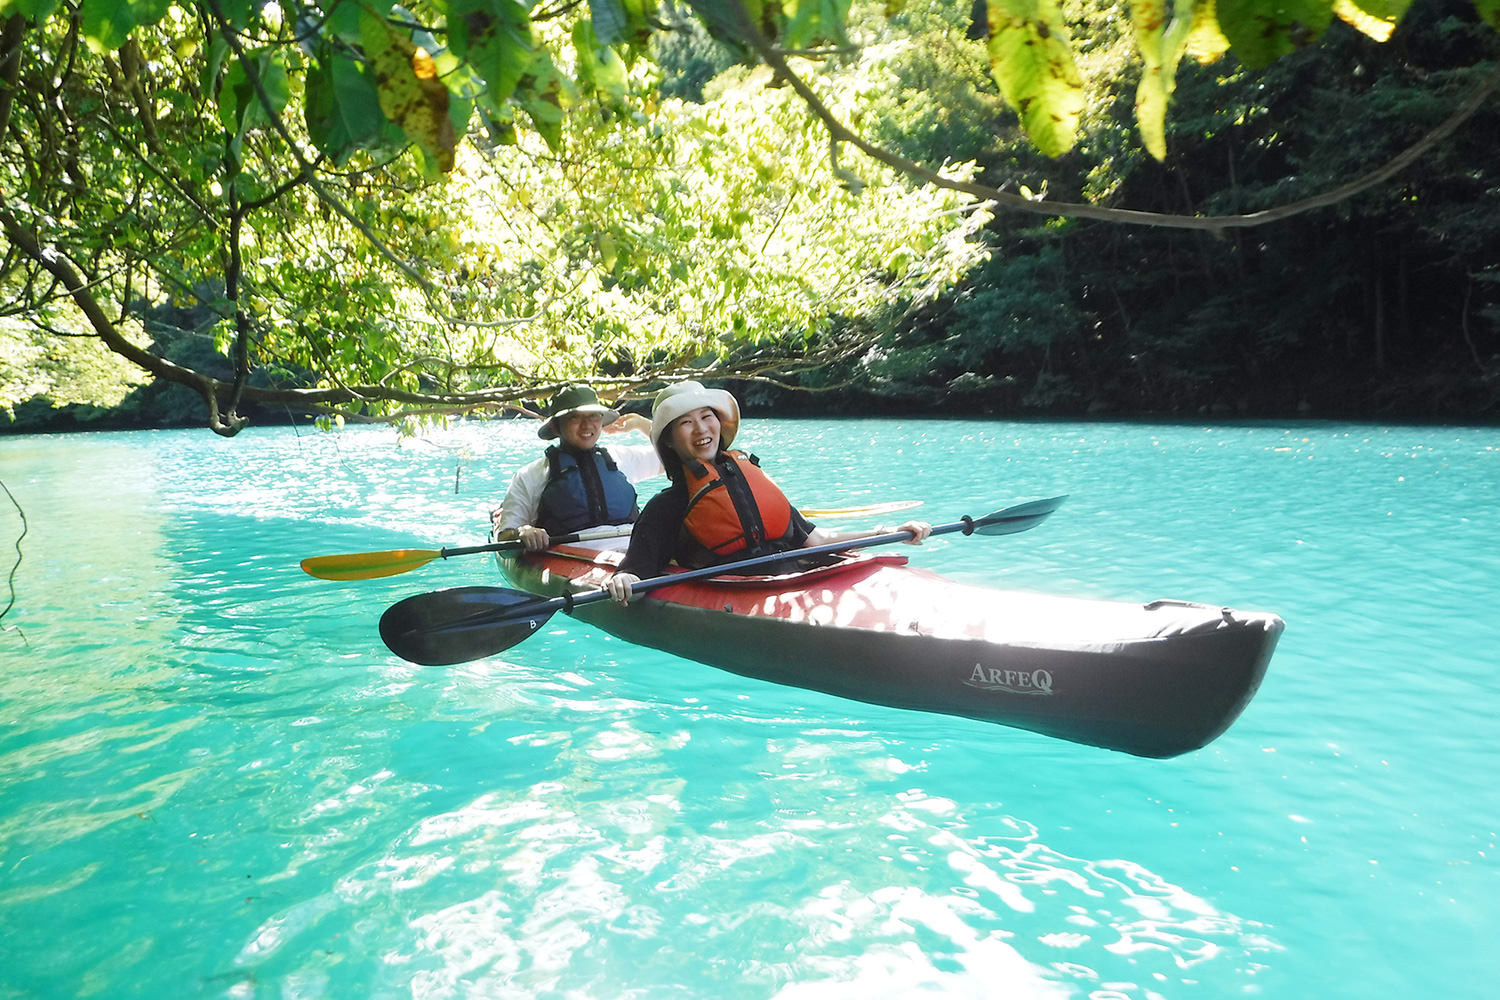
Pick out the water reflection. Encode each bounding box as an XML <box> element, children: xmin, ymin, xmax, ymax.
<box><xmin>221</xmin><ymin>722</ymin><xmax>1275</xmax><ymax>998</ymax></box>
<box><xmin>4</xmin><ymin>421</ymin><xmax>1497</xmax><ymax>999</ymax></box>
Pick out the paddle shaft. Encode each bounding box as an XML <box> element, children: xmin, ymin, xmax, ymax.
<box><xmin>386</xmin><ymin>525</ymin><xmax>944</xmax><ymax>651</ymax></box>
<box><xmin>304</xmin><ymin>502</ymin><xmax>918</xmax><ymax>581</ymax></box>
<box><xmin>608</xmin><ymin>522</ymin><xmax>953</xmax><ymax>602</ymax></box>
<box><xmin>507</xmin><ymin>498</ymin><xmax>1063</xmax><ymax>622</ymax></box>
<box><xmin>378</xmin><ymin>496</ymin><xmax>1065</xmax><ymax>663</ymax></box>
<box><xmin>300</xmin><ymin>526</ymin><xmax>631</xmax><ymax>580</ymax></box>
<box><xmin>436</xmin><ymin>525</ymin><xmax>633</xmax><ymax>559</ymax></box>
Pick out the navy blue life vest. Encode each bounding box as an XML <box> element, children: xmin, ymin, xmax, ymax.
<box><xmin>536</xmin><ymin>446</ymin><xmax>639</xmax><ymax>534</ymax></box>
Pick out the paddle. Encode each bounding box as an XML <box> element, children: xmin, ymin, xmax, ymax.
<box><xmin>300</xmin><ymin>526</ymin><xmax>632</xmax><ymax>581</ymax></box>
<box><xmin>302</xmin><ymin>500</ymin><xmax>922</xmax><ymax>581</ymax></box>
<box><xmin>798</xmin><ymin>499</ymin><xmax>922</xmax><ymax>519</ymax></box>
<box><xmin>380</xmin><ymin>495</ymin><xmax>1066</xmax><ymax>666</ymax></box>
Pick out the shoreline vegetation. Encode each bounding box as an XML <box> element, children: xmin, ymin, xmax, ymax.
<box><xmin>4</xmin><ymin>0</ymin><xmax>1497</xmax><ymax>437</ymax></box>
<box><xmin>3</xmin><ymin>356</ymin><xmax>1496</xmax><ymax>435</ymax></box>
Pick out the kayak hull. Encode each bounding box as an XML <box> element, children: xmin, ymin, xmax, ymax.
<box><xmin>500</xmin><ymin>546</ymin><xmax>1283</xmax><ymax>759</ymax></box>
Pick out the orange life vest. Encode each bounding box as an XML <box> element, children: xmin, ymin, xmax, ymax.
<box><xmin>680</xmin><ymin>451</ymin><xmax>797</xmax><ymax>560</ymax></box>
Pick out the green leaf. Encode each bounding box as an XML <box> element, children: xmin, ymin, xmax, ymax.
<box><xmin>782</xmin><ymin>0</ymin><xmax>853</xmax><ymax>50</ymax></box>
<box><xmin>1130</xmin><ymin>0</ymin><xmax>1195</xmax><ymax>160</ymax></box>
<box><xmin>259</xmin><ymin>52</ymin><xmax>291</xmax><ymax>116</ymax></box>
<box><xmin>325</xmin><ymin>0</ymin><xmax>367</xmax><ymax>43</ymax></box>
<box><xmin>130</xmin><ymin>0</ymin><xmax>172</xmax><ymax>29</ymax></box>
<box><xmin>573</xmin><ymin>19</ymin><xmax>628</xmax><ymax>102</ymax></box>
<box><xmin>202</xmin><ymin>35</ymin><xmax>228</xmax><ymax>98</ymax></box>
<box><xmin>0</xmin><ymin>0</ymin><xmax>61</xmax><ymax>20</ymax></box>
<box><xmin>211</xmin><ymin>0</ymin><xmax>257</xmax><ymax>30</ymax></box>
<box><xmin>306</xmin><ymin>48</ymin><xmax>389</xmax><ymax>163</ymax></box>
<box><xmin>588</xmin><ymin>0</ymin><xmax>630</xmax><ymax>46</ymax></box>
<box><xmin>339</xmin><ymin>57</ymin><xmax>394</xmax><ymax>145</ymax></box>
<box><xmin>1475</xmin><ymin>0</ymin><xmax>1500</xmax><ymax>29</ymax></box>
<box><xmin>1215</xmin><ymin>0</ymin><xmax>1334</xmax><ymax>68</ymax></box>
<box><xmin>79</xmin><ymin>0</ymin><xmax>137</xmax><ymax>53</ymax></box>
<box><xmin>304</xmin><ymin>54</ymin><xmax>339</xmax><ymax>154</ymax></box>
<box><xmin>218</xmin><ymin>49</ymin><xmax>290</xmax><ymax>137</ymax></box>
<box><xmin>75</xmin><ymin>0</ymin><xmax>176</xmax><ymax>51</ymax></box>
<box><xmin>617</xmin><ymin>0</ymin><xmax>659</xmax><ymax>45</ymax></box>
<box><xmin>447</xmin><ymin>0</ymin><xmax>534</xmax><ymax>107</ymax></box>
<box><xmin>983</xmin><ymin>0</ymin><xmax>1085</xmax><ymax>158</ymax></box>
<box><xmin>515</xmin><ymin>49</ymin><xmax>571</xmax><ymax>151</ymax></box>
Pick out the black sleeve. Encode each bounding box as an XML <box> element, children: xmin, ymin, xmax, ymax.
<box><xmin>789</xmin><ymin>508</ymin><xmax>815</xmax><ymax>545</ymax></box>
<box><xmin>617</xmin><ymin>486</ymin><xmax>688</xmax><ymax>578</ymax></box>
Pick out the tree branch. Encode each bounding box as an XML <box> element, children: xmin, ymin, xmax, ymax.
<box><xmin>695</xmin><ymin>0</ymin><xmax>1500</xmax><ymax>233</ymax></box>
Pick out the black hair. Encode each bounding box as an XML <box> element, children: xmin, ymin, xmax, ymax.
<box><xmin>657</xmin><ymin>439</ymin><xmax>687</xmax><ymax>485</ymax></box>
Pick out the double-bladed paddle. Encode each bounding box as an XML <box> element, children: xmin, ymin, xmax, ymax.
<box><xmin>300</xmin><ymin>526</ymin><xmax>632</xmax><ymax>581</ymax></box>
<box><xmin>302</xmin><ymin>500</ymin><xmax>924</xmax><ymax>581</ymax></box>
<box><xmin>797</xmin><ymin>499</ymin><xmax>922</xmax><ymax>520</ymax></box>
<box><xmin>379</xmin><ymin>495</ymin><xmax>1066</xmax><ymax>666</ymax></box>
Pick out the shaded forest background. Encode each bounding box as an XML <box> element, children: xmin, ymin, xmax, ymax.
<box><xmin>4</xmin><ymin>0</ymin><xmax>1498</xmax><ymax>433</ymax></box>
<box><xmin>778</xmin><ymin>0</ymin><xmax>1500</xmax><ymax>421</ymax></box>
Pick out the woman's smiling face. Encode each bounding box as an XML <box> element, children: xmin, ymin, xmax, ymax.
<box><xmin>668</xmin><ymin>407</ymin><xmax>721</xmax><ymax>463</ymax></box>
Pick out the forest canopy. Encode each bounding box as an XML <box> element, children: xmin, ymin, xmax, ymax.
<box><xmin>1</xmin><ymin>0</ymin><xmax>1497</xmax><ymax>432</ymax></box>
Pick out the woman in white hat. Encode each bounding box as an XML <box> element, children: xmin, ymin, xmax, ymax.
<box><xmin>491</xmin><ymin>384</ymin><xmax>662</xmax><ymax>551</ymax></box>
<box><xmin>605</xmin><ymin>380</ymin><xmax>930</xmax><ymax>604</ymax></box>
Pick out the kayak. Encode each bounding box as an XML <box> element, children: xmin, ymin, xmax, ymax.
<box><xmin>497</xmin><ymin>543</ymin><xmax>1284</xmax><ymax>759</ymax></box>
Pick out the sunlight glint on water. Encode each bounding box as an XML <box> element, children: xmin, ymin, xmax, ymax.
<box><xmin>0</xmin><ymin>420</ymin><xmax>1496</xmax><ymax>999</ymax></box>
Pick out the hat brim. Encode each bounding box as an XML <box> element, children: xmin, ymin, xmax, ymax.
<box><xmin>538</xmin><ymin>404</ymin><xmax>621</xmax><ymax>440</ymax></box>
<box><xmin>650</xmin><ymin>386</ymin><xmax>740</xmax><ymax>452</ymax></box>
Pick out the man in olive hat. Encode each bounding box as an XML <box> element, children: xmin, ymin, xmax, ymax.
<box><xmin>491</xmin><ymin>385</ymin><xmax>662</xmax><ymax>551</ymax></box>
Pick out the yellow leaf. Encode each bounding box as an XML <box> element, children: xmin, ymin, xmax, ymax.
<box><xmin>360</xmin><ymin>14</ymin><xmax>457</xmax><ymax>172</ymax></box>
<box><xmin>1135</xmin><ymin>71</ymin><xmax>1170</xmax><ymax>161</ymax></box>
<box><xmin>984</xmin><ymin>0</ymin><xmax>1085</xmax><ymax>158</ymax></box>
<box><xmin>1186</xmin><ymin>0</ymin><xmax>1231</xmax><ymax>63</ymax></box>
<box><xmin>1332</xmin><ymin>0</ymin><xmax>1398</xmax><ymax>40</ymax></box>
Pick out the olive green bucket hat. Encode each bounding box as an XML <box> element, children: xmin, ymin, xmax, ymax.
<box><xmin>537</xmin><ymin>385</ymin><xmax>621</xmax><ymax>440</ymax></box>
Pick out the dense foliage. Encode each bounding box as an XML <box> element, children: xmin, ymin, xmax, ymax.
<box><xmin>809</xmin><ymin>0</ymin><xmax>1500</xmax><ymax>418</ymax></box>
<box><xmin>1</xmin><ymin>0</ymin><xmax>1497</xmax><ymax>432</ymax></box>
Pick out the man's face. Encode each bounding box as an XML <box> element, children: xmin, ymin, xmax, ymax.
<box><xmin>558</xmin><ymin>411</ymin><xmax>603</xmax><ymax>451</ymax></box>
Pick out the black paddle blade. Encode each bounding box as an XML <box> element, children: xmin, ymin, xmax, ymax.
<box><xmin>972</xmin><ymin>494</ymin><xmax>1068</xmax><ymax>535</ymax></box>
<box><xmin>379</xmin><ymin>586</ymin><xmax>557</xmax><ymax>666</ymax></box>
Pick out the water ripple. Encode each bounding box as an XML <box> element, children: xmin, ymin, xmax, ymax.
<box><xmin>3</xmin><ymin>420</ymin><xmax>1498</xmax><ymax>999</ymax></box>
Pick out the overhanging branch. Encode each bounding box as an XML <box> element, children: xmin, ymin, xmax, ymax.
<box><xmin>693</xmin><ymin>0</ymin><xmax>1500</xmax><ymax>233</ymax></box>
<box><xmin>4</xmin><ymin>202</ymin><xmax>850</xmax><ymax>421</ymax></box>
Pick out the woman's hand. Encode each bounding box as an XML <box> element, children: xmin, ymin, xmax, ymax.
<box><xmin>607</xmin><ymin>572</ymin><xmax>640</xmax><ymax>605</ymax></box>
<box><xmin>805</xmin><ymin>520</ymin><xmax>933</xmax><ymax>549</ymax></box>
<box><xmin>519</xmin><ymin>525</ymin><xmax>550</xmax><ymax>552</ymax></box>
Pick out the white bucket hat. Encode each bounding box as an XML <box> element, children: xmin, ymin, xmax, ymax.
<box><xmin>649</xmin><ymin>380</ymin><xmax>740</xmax><ymax>451</ymax></box>
<box><xmin>536</xmin><ymin>384</ymin><xmax>621</xmax><ymax>440</ymax></box>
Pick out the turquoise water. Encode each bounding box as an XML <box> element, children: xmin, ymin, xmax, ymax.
<box><xmin>1</xmin><ymin>418</ymin><xmax>1496</xmax><ymax>998</ymax></box>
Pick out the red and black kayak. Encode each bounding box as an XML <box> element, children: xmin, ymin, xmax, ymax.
<box><xmin>496</xmin><ymin>543</ymin><xmax>1284</xmax><ymax>759</ymax></box>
